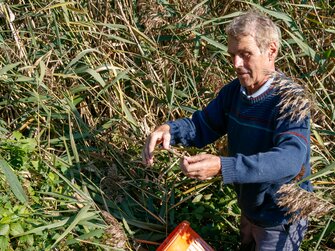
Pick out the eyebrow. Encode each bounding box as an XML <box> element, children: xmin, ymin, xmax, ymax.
<box><xmin>227</xmin><ymin>49</ymin><xmax>251</xmax><ymax>55</ymax></box>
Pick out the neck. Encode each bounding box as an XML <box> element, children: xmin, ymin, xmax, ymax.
<box><xmin>246</xmin><ymin>68</ymin><xmax>276</xmax><ymax>95</ymax></box>
<box><xmin>246</xmin><ymin>77</ymin><xmax>270</xmax><ymax>95</ymax></box>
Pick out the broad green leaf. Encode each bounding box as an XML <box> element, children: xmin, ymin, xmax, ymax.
<box><xmin>246</xmin><ymin>2</ymin><xmax>292</xmax><ymax>22</ymax></box>
<box><xmin>64</xmin><ymin>49</ymin><xmax>102</xmax><ymax>73</ymax></box>
<box><xmin>325</xmin><ymin>28</ymin><xmax>335</xmax><ymax>34</ymax></box>
<box><xmin>299</xmin><ymin>162</ymin><xmax>335</xmax><ymax>183</ymax></box>
<box><xmin>84</xmin><ymin>68</ymin><xmax>106</xmax><ymax>87</ymax></box>
<box><xmin>9</xmin><ymin>222</ymin><xmax>24</xmax><ymax>236</ymax></box>
<box><xmin>106</xmin><ymin>34</ymin><xmax>136</xmax><ymax>44</ymax></box>
<box><xmin>15</xmin><ymin>76</ymin><xmax>34</xmax><ymax>82</ymax></box>
<box><xmin>193</xmin><ymin>31</ymin><xmax>228</xmax><ymax>53</ymax></box>
<box><xmin>315</xmin><ymin>129</ymin><xmax>335</xmax><ymax>136</ymax></box>
<box><xmin>0</xmin><ymin>62</ymin><xmax>21</xmax><ymax>76</ymax></box>
<box><xmin>131</xmin><ymin>27</ymin><xmax>157</xmax><ymax>48</ymax></box>
<box><xmin>96</xmin><ymin>69</ymin><xmax>129</xmax><ymax>98</ymax></box>
<box><xmin>12</xmin><ymin>131</ymin><xmax>23</xmax><ymax>140</ymax></box>
<box><xmin>95</xmin><ymin>64</ymin><xmax>124</xmax><ymax>73</ymax></box>
<box><xmin>313</xmin><ymin>217</ymin><xmax>333</xmax><ymax>251</ymax></box>
<box><xmin>66</xmin><ymin>229</ymin><xmax>105</xmax><ymax>244</ymax></box>
<box><xmin>70</xmin><ymin>85</ymin><xmax>90</xmax><ymax>94</ymax></box>
<box><xmin>196</xmin><ymin>12</ymin><xmax>242</xmax><ymax>28</ymax></box>
<box><xmin>0</xmin><ymin>159</ymin><xmax>27</xmax><ymax>204</ymax></box>
<box><xmin>60</xmin><ymin>0</ymin><xmax>71</xmax><ymax>26</ymax></box>
<box><xmin>175</xmin><ymin>89</ymin><xmax>189</xmax><ymax>98</ymax></box>
<box><xmin>122</xmin><ymin>217</ymin><xmax>135</xmax><ymax>235</ymax></box>
<box><xmin>50</xmin><ymin>204</ymin><xmax>91</xmax><ymax>248</ymax></box>
<box><xmin>12</xmin><ymin>219</ymin><xmax>69</xmax><ymax>237</ymax></box>
<box><xmin>0</xmin><ymin>236</ymin><xmax>9</xmax><ymax>251</ymax></box>
<box><xmin>39</xmin><ymin>1</ymin><xmax>75</xmax><ymax>11</ymax></box>
<box><xmin>68</xmin><ymin>114</ymin><xmax>80</xmax><ymax>164</ymax></box>
<box><xmin>97</xmin><ymin>23</ymin><xmax>127</xmax><ymax>30</ymax></box>
<box><xmin>283</xmin><ymin>3</ymin><xmax>321</xmax><ymax>9</ymax></box>
<box><xmin>192</xmin><ymin>194</ymin><xmax>203</xmax><ymax>203</ymax></box>
<box><xmin>286</xmin><ymin>30</ymin><xmax>316</xmax><ymax>60</ymax></box>
<box><xmin>19</xmin><ymin>234</ymin><xmax>34</xmax><ymax>246</ymax></box>
<box><xmin>67</xmin><ymin>5</ymin><xmax>87</xmax><ymax>14</ymax></box>
<box><xmin>121</xmin><ymin>101</ymin><xmax>137</xmax><ymax>127</ymax></box>
<box><xmin>38</xmin><ymin>60</ymin><xmax>46</xmax><ymax>84</ymax></box>
<box><xmin>0</xmin><ymin>224</ymin><xmax>9</xmax><ymax>236</ymax></box>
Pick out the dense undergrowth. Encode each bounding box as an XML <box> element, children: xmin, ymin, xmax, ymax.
<box><xmin>0</xmin><ymin>0</ymin><xmax>334</xmax><ymax>250</ymax></box>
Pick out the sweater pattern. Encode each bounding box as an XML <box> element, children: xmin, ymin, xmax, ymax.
<box><xmin>167</xmin><ymin>74</ymin><xmax>312</xmax><ymax>227</ymax></box>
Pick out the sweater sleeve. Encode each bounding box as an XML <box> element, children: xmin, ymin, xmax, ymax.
<box><xmin>221</xmin><ymin>116</ymin><xmax>310</xmax><ymax>184</ymax></box>
<box><xmin>166</xmin><ymin>86</ymin><xmax>230</xmax><ymax>148</ymax></box>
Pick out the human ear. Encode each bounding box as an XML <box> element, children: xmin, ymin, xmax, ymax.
<box><xmin>268</xmin><ymin>41</ymin><xmax>278</xmax><ymax>59</ymax></box>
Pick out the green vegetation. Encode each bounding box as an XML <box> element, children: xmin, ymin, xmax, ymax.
<box><xmin>0</xmin><ymin>0</ymin><xmax>334</xmax><ymax>250</ymax></box>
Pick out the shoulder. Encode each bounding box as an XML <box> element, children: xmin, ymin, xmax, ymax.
<box><xmin>272</xmin><ymin>72</ymin><xmax>311</xmax><ymax>122</ymax></box>
<box><xmin>217</xmin><ymin>78</ymin><xmax>241</xmax><ymax>96</ymax></box>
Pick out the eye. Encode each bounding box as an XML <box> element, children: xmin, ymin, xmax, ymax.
<box><xmin>242</xmin><ymin>52</ymin><xmax>251</xmax><ymax>59</ymax></box>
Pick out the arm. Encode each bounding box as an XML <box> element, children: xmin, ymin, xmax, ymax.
<box><xmin>141</xmin><ymin>98</ymin><xmax>227</xmax><ymax>167</ymax></box>
<box><xmin>180</xmin><ymin>116</ymin><xmax>310</xmax><ymax>182</ymax></box>
<box><xmin>142</xmin><ymin>82</ymin><xmax>234</xmax><ymax>168</ymax></box>
<box><xmin>221</xmin><ymin>117</ymin><xmax>310</xmax><ymax>184</ymax></box>
<box><xmin>167</xmin><ymin>85</ymin><xmax>231</xmax><ymax>148</ymax></box>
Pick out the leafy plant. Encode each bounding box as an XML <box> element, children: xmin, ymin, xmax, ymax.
<box><xmin>0</xmin><ymin>0</ymin><xmax>334</xmax><ymax>250</ymax></box>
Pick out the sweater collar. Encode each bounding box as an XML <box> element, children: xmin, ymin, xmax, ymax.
<box><xmin>240</xmin><ymin>77</ymin><xmax>274</xmax><ymax>99</ymax></box>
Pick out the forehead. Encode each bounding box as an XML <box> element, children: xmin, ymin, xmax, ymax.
<box><xmin>227</xmin><ymin>35</ymin><xmax>259</xmax><ymax>53</ymax></box>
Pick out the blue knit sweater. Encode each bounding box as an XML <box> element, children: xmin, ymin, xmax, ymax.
<box><xmin>167</xmin><ymin>75</ymin><xmax>312</xmax><ymax>227</ymax></box>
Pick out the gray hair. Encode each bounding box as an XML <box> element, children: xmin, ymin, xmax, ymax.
<box><xmin>225</xmin><ymin>10</ymin><xmax>281</xmax><ymax>55</ymax></box>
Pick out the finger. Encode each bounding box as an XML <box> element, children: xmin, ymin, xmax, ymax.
<box><xmin>185</xmin><ymin>154</ymin><xmax>208</xmax><ymax>164</ymax></box>
<box><xmin>142</xmin><ymin>146</ymin><xmax>153</xmax><ymax>166</ymax></box>
<box><xmin>180</xmin><ymin>158</ymin><xmax>204</xmax><ymax>179</ymax></box>
<box><xmin>180</xmin><ymin>159</ymin><xmax>202</xmax><ymax>179</ymax></box>
<box><xmin>180</xmin><ymin>157</ymin><xmax>189</xmax><ymax>175</ymax></box>
<box><xmin>162</xmin><ymin>132</ymin><xmax>171</xmax><ymax>150</ymax></box>
<box><xmin>147</xmin><ymin>133</ymin><xmax>162</xmax><ymax>157</ymax></box>
<box><xmin>144</xmin><ymin>134</ymin><xmax>162</xmax><ymax>164</ymax></box>
<box><xmin>186</xmin><ymin>171</ymin><xmax>200</xmax><ymax>178</ymax></box>
<box><xmin>183</xmin><ymin>159</ymin><xmax>206</xmax><ymax>173</ymax></box>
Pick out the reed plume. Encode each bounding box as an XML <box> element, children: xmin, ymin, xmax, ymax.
<box><xmin>277</xmin><ymin>184</ymin><xmax>334</xmax><ymax>223</ymax></box>
<box><xmin>272</xmin><ymin>72</ymin><xmax>314</xmax><ymax>123</ymax></box>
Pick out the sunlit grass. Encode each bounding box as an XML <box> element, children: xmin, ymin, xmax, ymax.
<box><xmin>0</xmin><ymin>0</ymin><xmax>334</xmax><ymax>250</ymax></box>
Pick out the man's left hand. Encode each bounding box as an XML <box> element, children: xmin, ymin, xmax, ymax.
<box><xmin>180</xmin><ymin>154</ymin><xmax>221</xmax><ymax>180</ymax></box>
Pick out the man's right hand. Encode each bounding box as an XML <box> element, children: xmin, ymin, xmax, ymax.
<box><xmin>142</xmin><ymin>124</ymin><xmax>171</xmax><ymax>166</ymax></box>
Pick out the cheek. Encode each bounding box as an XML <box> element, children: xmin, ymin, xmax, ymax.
<box><xmin>248</xmin><ymin>59</ymin><xmax>263</xmax><ymax>74</ymax></box>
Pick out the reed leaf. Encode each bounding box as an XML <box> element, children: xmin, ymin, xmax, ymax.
<box><xmin>50</xmin><ymin>203</ymin><xmax>92</xmax><ymax>249</ymax></box>
<box><xmin>0</xmin><ymin>159</ymin><xmax>28</xmax><ymax>204</ymax></box>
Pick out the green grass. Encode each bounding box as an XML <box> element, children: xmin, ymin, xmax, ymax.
<box><xmin>0</xmin><ymin>0</ymin><xmax>334</xmax><ymax>250</ymax></box>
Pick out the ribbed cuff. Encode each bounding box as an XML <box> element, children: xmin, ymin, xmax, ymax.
<box><xmin>220</xmin><ymin>157</ymin><xmax>237</xmax><ymax>184</ymax></box>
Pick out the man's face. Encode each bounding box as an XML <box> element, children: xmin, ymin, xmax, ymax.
<box><xmin>227</xmin><ymin>35</ymin><xmax>275</xmax><ymax>95</ymax></box>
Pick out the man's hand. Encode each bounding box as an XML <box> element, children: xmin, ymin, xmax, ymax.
<box><xmin>142</xmin><ymin>124</ymin><xmax>171</xmax><ymax>166</ymax></box>
<box><xmin>180</xmin><ymin>154</ymin><xmax>221</xmax><ymax>180</ymax></box>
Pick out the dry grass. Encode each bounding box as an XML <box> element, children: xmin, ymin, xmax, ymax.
<box><xmin>277</xmin><ymin>183</ymin><xmax>335</xmax><ymax>223</ymax></box>
<box><xmin>0</xmin><ymin>0</ymin><xmax>334</xmax><ymax>249</ymax></box>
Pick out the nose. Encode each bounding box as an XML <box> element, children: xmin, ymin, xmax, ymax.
<box><xmin>233</xmin><ymin>55</ymin><xmax>243</xmax><ymax>69</ymax></box>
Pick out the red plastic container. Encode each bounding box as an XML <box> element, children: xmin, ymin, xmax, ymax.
<box><xmin>157</xmin><ymin>221</ymin><xmax>215</xmax><ymax>251</ymax></box>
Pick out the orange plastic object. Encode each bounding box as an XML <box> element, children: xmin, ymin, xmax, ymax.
<box><xmin>157</xmin><ymin>221</ymin><xmax>215</xmax><ymax>251</ymax></box>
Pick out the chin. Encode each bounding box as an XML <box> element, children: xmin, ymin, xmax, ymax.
<box><xmin>239</xmin><ymin>81</ymin><xmax>250</xmax><ymax>88</ymax></box>
<box><xmin>238</xmin><ymin>77</ymin><xmax>251</xmax><ymax>86</ymax></box>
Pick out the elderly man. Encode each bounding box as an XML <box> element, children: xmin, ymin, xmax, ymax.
<box><xmin>142</xmin><ymin>10</ymin><xmax>311</xmax><ymax>250</ymax></box>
